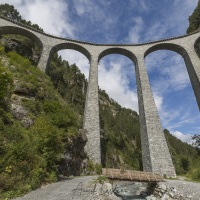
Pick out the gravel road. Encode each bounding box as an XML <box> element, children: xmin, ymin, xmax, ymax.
<box><xmin>13</xmin><ymin>176</ymin><xmax>101</xmax><ymax>200</ymax></box>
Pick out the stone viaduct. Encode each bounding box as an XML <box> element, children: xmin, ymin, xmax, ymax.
<box><xmin>1</xmin><ymin>16</ymin><xmax>200</xmax><ymax>177</ymax></box>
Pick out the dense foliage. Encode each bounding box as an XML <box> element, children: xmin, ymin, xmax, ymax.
<box><xmin>99</xmin><ymin>91</ymin><xmax>142</xmax><ymax>170</ymax></box>
<box><xmin>48</xmin><ymin>54</ymin><xmax>87</xmax><ymax>115</ymax></box>
<box><xmin>187</xmin><ymin>1</ymin><xmax>200</xmax><ymax>33</ymax></box>
<box><xmin>164</xmin><ymin>130</ymin><xmax>200</xmax><ymax>175</ymax></box>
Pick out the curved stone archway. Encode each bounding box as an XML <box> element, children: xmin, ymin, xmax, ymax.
<box><xmin>0</xmin><ymin>26</ymin><xmax>43</xmax><ymax>49</ymax></box>
<box><xmin>144</xmin><ymin>43</ymin><xmax>186</xmax><ymax>57</ymax></box>
<box><xmin>145</xmin><ymin>42</ymin><xmax>200</xmax><ymax>110</ymax></box>
<box><xmin>98</xmin><ymin>47</ymin><xmax>137</xmax><ymax>63</ymax></box>
<box><xmin>44</xmin><ymin>42</ymin><xmax>91</xmax><ymax>73</ymax></box>
<box><xmin>51</xmin><ymin>42</ymin><xmax>91</xmax><ymax>61</ymax></box>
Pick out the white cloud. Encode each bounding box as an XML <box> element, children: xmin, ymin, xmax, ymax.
<box><xmin>73</xmin><ymin>0</ymin><xmax>87</xmax><ymax>16</ymax></box>
<box><xmin>160</xmin><ymin>107</ymin><xmax>181</xmax><ymax>128</ymax></box>
<box><xmin>99</xmin><ymin>58</ymin><xmax>138</xmax><ymax>112</ymax></box>
<box><xmin>153</xmin><ymin>92</ymin><xmax>163</xmax><ymax>111</ymax></box>
<box><xmin>171</xmin><ymin>131</ymin><xmax>193</xmax><ymax>144</ymax></box>
<box><xmin>0</xmin><ymin>0</ymin><xmax>22</xmax><ymax>4</ymax></box>
<box><xmin>129</xmin><ymin>0</ymin><xmax>150</xmax><ymax>12</ymax></box>
<box><xmin>0</xmin><ymin>0</ymin><xmax>75</xmax><ymax>37</ymax></box>
<box><xmin>158</xmin><ymin>100</ymin><xmax>200</xmax><ymax>137</ymax></box>
<box><xmin>58</xmin><ymin>50</ymin><xmax>89</xmax><ymax>79</ymax></box>
<box><xmin>73</xmin><ymin>0</ymin><xmax>114</xmax><ymax>29</ymax></box>
<box><xmin>143</xmin><ymin>22</ymin><xmax>168</xmax><ymax>42</ymax></box>
<box><xmin>171</xmin><ymin>0</ymin><xmax>198</xmax><ymax>32</ymax></box>
<box><xmin>127</xmin><ymin>17</ymin><xmax>144</xmax><ymax>43</ymax></box>
<box><xmin>126</xmin><ymin>0</ymin><xmax>198</xmax><ymax>44</ymax></box>
<box><xmin>140</xmin><ymin>1</ymin><xmax>149</xmax><ymax>11</ymax></box>
<box><xmin>146</xmin><ymin>51</ymin><xmax>190</xmax><ymax>95</ymax></box>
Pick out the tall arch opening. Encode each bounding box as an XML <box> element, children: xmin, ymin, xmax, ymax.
<box><xmin>145</xmin><ymin>49</ymin><xmax>200</xmax><ymax>174</ymax></box>
<box><xmin>98</xmin><ymin>50</ymin><xmax>142</xmax><ymax>170</ymax></box>
<box><xmin>46</xmin><ymin>46</ymin><xmax>90</xmax><ymax>176</ymax></box>
<box><xmin>47</xmin><ymin>45</ymin><xmax>90</xmax><ymax>119</ymax></box>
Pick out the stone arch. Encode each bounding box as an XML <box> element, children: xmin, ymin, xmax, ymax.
<box><xmin>44</xmin><ymin>42</ymin><xmax>91</xmax><ymax>73</ymax></box>
<box><xmin>0</xmin><ymin>26</ymin><xmax>43</xmax><ymax>49</ymax></box>
<box><xmin>144</xmin><ymin>42</ymin><xmax>200</xmax><ymax>106</ymax></box>
<box><xmin>51</xmin><ymin>42</ymin><xmax>91</xmax><ymax>61</ymax></box>
<box><xmin>98</xmin><ymin>47</ymin><xmax>137</xmax><ymax>63</ymax></box>
<box><xmin>144</xmin><ymin>43</ymin><xmax>188</xmax><ymax>58</ymax></box>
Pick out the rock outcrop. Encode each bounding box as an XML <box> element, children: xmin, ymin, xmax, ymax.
<box><xmin>58</xmin><ymin>129</ymin><xmax>89</xmax><ymax>176</ymax></box>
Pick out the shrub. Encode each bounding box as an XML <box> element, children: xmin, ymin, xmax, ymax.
<box><xmin>0</xmin><ymin>63</ymin><xmax>13</xmax><ymax>101</ymax></box>
<box><xmin>187</xmin><ymin>158</ymin><xmax>200</xmax><ymax>181</ymax></box>
<box><xmin>7</xmin><ymin>51</ymin><xmax>31</xmax><ymax>68</ymax></box>
<box><xmin>0</xmin><ymin>46</ymin><xmax>5</xmax><ymax>54</ymax></box>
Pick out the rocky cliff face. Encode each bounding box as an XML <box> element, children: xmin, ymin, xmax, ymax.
<box><xmin>1</xmin><ymin>37</ymin><xmax>40</xmax><ymax>65</ymax></box>
<box><xmin>59</xmin><ymin>129</ymin><xmax>88</xmax><ymax>176</ymax></box>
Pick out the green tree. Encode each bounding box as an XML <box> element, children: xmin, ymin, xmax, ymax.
<box><xmin>0</xmin><ymin>4</ymin><xmax>21</xmax><ymax>21</ymax></box>
<box><xmin>187</xmin><ymin>1</ymin><xmax>200</xmax><ymax>33</ymax></box>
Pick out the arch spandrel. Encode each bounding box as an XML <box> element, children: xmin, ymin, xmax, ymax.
<box><xmin>0</xmin><ymin>26</ymin><xmax>43</xmax><ymax>49</ymax></box>
<box><xmin>98</xmin><ymin>47</ymin><xmax>137</xmax><ymax>64</ymax></box>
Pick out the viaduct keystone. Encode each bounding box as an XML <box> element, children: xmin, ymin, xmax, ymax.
<box><xmin>1</xmin><ymin>16</ymin><xmax>200</xmax><ymax>177</ymax></box>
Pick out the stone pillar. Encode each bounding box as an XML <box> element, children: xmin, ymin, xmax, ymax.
<box><xmin>182</xmin><ymin>46</ymin><xmax>200</xmax><ymax>110</ymax></box>
<box><xmin>37</xmin><ymin>44</ymin><xmax>53</xmax><ymax>73</ymax></box>
<box><xmin>83</xmin><ymin>54</ymin><xmax>101</xmax><ymax>164</ymax></box>
<box><xmin>135</xmin><ymin>53</ymin><xmax>176</xmax><ymax>177</ymax></box>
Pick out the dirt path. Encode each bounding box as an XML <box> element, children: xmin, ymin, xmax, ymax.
<box><xmin>13</xmin><ymin>176</ymin><xmax>100</xmax><ymax>200</ymax></box>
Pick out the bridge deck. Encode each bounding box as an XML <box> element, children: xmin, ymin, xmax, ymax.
<box><xmin>102</xmin><ymin>168</ymin><xmax>164</xmax><ymax>182</ymax></box>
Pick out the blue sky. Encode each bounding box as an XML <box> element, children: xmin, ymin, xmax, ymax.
<box><xmin>1</xmin><ymin>0</ymin><xmax>199</xmax><ymax>143</ymax></box>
